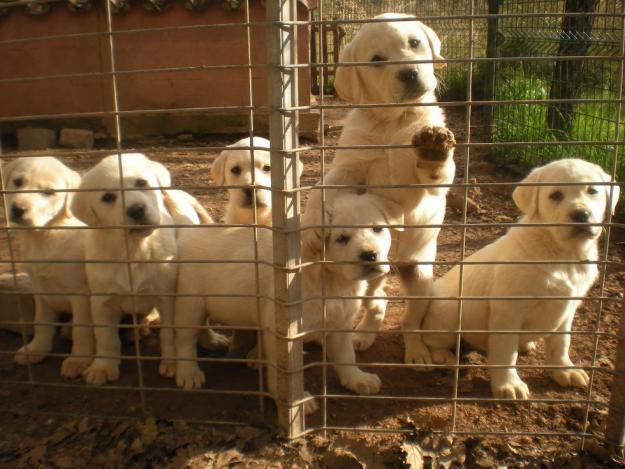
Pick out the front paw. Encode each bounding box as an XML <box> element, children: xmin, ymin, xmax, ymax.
<box><xmin>303</xmin><ymin>391</ymin><xmax>319</xmax><ymax>415</ymax></box>
<box><xmin>340</xmin><ymin>369</ymin><xmax>381</xmax><ymax>395</ymax></box>
<box><xmin>353</xmin><ymin>332</ymin><xmax>376</xmax><ymax>352</ymax></box>
<box><xmin>83</xmin><ymin>359</ymin><xmax>119</xmax><ymax>385</ymax></box>
<box><xmin>159</xmin><ymin>359</ymin><xmax>177</xmax><ymax>378</ymax></box>
<box><xmin>491</xmin><ymin>375</ymin><xmax>530</xmax><ymax>400</ymax></box>
<box><xmin>552</xmin><ymin>368</ymin><xmax>589</xmax><ymax>389</ymax></box>
<box><xmin>61</xmin><ymin>356</ymin><xmax>92</xmax><ymax>379</ymax></box>
<box><xmin>404</xmin><ymin>338</ymin><xmax>433</xmax><ymax>371</ymax></box>
<box><xmin>412</xmin><ymin>126</ymin><xmax>456</xmax><ymax>163</ymax></box>
<box><xmin>176</xmin><ymin>362</ymin><xmax>205</xmax><ymax>390</ymax></box>
<box><xmin>14</xmin><ymin>344</ymin><xmax>47</xmax><ymax>365</ymax></box>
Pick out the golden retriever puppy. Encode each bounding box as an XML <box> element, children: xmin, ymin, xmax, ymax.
<box><xmin>211</xmin><ymin>137</ymin><xmax>272</xmax><ymax>226</ymax></box>
<box><xmin>302</xmin><ymin>13</ymin><xmax>455</xmax><ymax>361</ymax></box>
<box><xmin>71</xmin><ymin>152</ymin><xmax>213</xmax><ymax>385</ymax></box>
<box><xmin>419</xmin><ymin>158</ymin><xmax>619</xmax><ymax>399</ymax></box>
<box><xmin>174</xmin><ymin>193</ymin><xmax>401</xmax><ymax>413</ymax></box>
<box><xmin>3</xmin><ymin>157</ymin><xmax>93</xmax><ymax>378</ymax></box>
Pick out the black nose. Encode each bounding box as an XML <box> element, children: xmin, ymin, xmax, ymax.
<box><xmin>570</xmin><ymin>209</ymin><xmax>591</xmax><ymax>223</ymax></box>
<box><xmin>397</xmin><ymin>68</ymin><xmax>419</xmax><ymax>83</ymax></box>
<box><xmin>126</xmin><ymin>204</ymin><xmax>146</xmax><ymax>221</ymax></box>
<box><xmin>360</xmin><ymin>250</ymin><xmax>377</xmax><ymax>262</ymax></box>
<box><xmin>243</xmin><ymin>188</ymin><xmax>253</xmax><ymax>199</ymax></box>
<box><xmin>10</xmin><ymin>204</ymin><xmax>25</xmax><ymax>221</ymax></box>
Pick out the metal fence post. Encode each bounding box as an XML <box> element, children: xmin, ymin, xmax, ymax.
<box><xmin>484</xmin><ymin>0</ymin><xmax>499</xmax><ymax>137</ymax></box>
<box><xmin>266</xmin><ymin>0</ymin><xmax>305</xmax><ymax>438</ymax></box>
<box><xmin>606</xmin><ymin>300</ymin><xmax>625</xmax><ymax>456</ymax></box>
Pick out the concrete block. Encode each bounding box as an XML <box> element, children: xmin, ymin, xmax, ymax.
<box><xmin>0</xmin><ymin>273</ymin><xmax>34</xmax><ymax>336</ymax></box>
<box><xmin>16</xmin><ymin>127</ymin><xmax>57</xmax><ymax>151</ymax></box>
<box><xmin>59</xmin><ymin>128</ymin><xmax>95</xmax><ymax>149</ymax></box>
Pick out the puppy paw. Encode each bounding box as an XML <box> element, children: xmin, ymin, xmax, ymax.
<box><xmin>519</xmin><ymin>341</ymin><xmax>538</xmax><ymax>354</ymax></box>
<box><xmin>14</xmin><ymin>344</ymin><xmax>47</xmax><ymax>365</ymax></box>
<box><xmin>491</xmin><ymin>377</ymin><xmax>530</xmax><ymax>400</ymax></box>
<box><xmin>303</xmin><ymin>391</ymin><xmax>319</xmax><ymax>415</ymax></box>
<box><xmin>412</xmin><ymin>126</ymin><xmax>456</xmax><ymax>162</ymax></box>
<box><xmin>61</xmin><ymin>356</ymin><xmax>92</xmax><ymax>379</ymax></box>
<box><xmin>176</xmin><ymin>363</ymin><xmax>205</xmax><ymax>390</ymax></box>
<box><xmin>431</xmin><ymin>348</ymin><xmax>456</xmax><ymax>367</ymax></box>
<box><xmin>552</xmin><ymin>368</ymin><xmax>589</xmax><ymax>389</ymax></box>
<box><xmin>197</xmin><ymin>329</ymin><xmax>230</xmax><ymax>351</ymax></box>
<box><xmin>404</xmin><ymin>340</ymin><xmax>433</xmax><ymax>371</ymax></box>
<box><xmin>353</xmin><ymin>332</ymin><xmax>376</xmax><ymax>352</ymax></box>
<box><xmin>159</xmin><ymin>359</ymin><xmax>177</xmax><ymax>378</ymax></box>
<box><xmin>83</xmin><ymin>359</ymin><xmax>119</xmax><ymax>385</ymax></box>
<box><xmin>341</xmin><ymin>370</ymin><xmax>381</xmax><ymax>395</ymax></box>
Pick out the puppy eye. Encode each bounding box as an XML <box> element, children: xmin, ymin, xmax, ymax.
<box><xmin>101</xmin><ymin>192</ymin><xmax>117</xmax><ymax>204</ymax></box>
<box><xmin>408</xmin><ymin>38</ymin><xmax>420</xmax><ymax>48</ymax></box>
<box><xmin>231</xmin><ymin>166</ymin><xmax>241</xmax><ymax>175</ymax></box>
<box><xmin>263</xmin><ymin>165</ymin><xmax>271</xmax><ymax>172</ymax></box>
<box><xmin>587</xmin><ymin>186</ymin><xmax>598</xmax><ymax>195</ymax></box>
<box><xmin>370</xmin><ymin>55</ymin><xmax>387</xmax><ymax>63</ymax></box>
<box><xmin>372</xmin><ymin>226</ymin><xmax>383</xmax><ymax>233</ymax></box>
<box><xmin>336</xmin><ymin>234</ymin><xmax>351</xmax><ymax>244</ymax></box>
<box><xmin>549</xmin><ymin>190</ymin><xmax>564</xmax><ymax>202</ymax></box>
<box><xmin>13</xmin><ymin>178</ymin><xmax>23</xmax><ymax>188</ymax></box>
<box><xmin>134</xmin><ymin>179</ymin><xmax>147</xmax><ymax>188</ymax></box>
<box><xmin>42</xmin><ymin>188</ymin><xmax>55</xmax><ymax>197</ymax></box>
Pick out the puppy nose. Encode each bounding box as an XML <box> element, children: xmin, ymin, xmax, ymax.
<box><xmin>397</xmin><ymin>68</ymin><xmax>419</xmax><ymax>83</ymax></box>
<box><xmin>360</xmin><ymin>250</ymin><xmax>377</xmax><ymax>262</ymax></box>
<box><xmin>570</xmin><ymin>209</ymin><xmax>591</xmax><ymax>223</ymax></box>
<box><xmin>10</xmin><ymin>204</ymin><xmax>25</xmax><ymax>220</ymax></box>
<box><xmin>244</xmin><ymin>188</ymin><xmax>253</xmax><ymax>198</ymax></box>
<box><xmin>126</xmin><ymin>204</ymin><xmax>146</xmax><ymax>221</ymax></box>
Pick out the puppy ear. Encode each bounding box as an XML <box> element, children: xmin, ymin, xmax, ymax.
<box><xmin>62</xmin><ymin>167</ymin><xmax>82</xmax><ymax>219</ymax></box>
<box><xmin>301</xmin><ymin>209</ymin><xmax>332</xmax><ymax>257</ymax></box>
<box><xmin>334</xmin><ymin>41</ymin><xmax>362</xmax><ymax>103</ymax></box>
<box><xmin>599</xmin><ymin>168</ymin><xmax>620</xmax><ymax>218</ymax></box>
<box><xmin>369</xmin><ymin>195</ymin><xmax>404</xmax><ymax>231</ymax></box>
<box><xmin>211</xmin><ymin>151</ymin><xmax>228</xmax><ymax>186</ymax></box>
<box><xmin>148</xmin><ymin>160</ymin><xmax>171</xmax><ymax>189</ymax></box>
<box><xmin>418</xmin><ymin>22</ymin><xmax>445</xmax><ymax>69</ymax></box>
<box><xmin>512</xmin><ymin>167</ymin><xmax>542</xmax><ymax>218</ymax></box>
<box><xmin>1</xmin><ymin>159</ymin><xmax>18</xmax><ymax>190</ymax></box>
<box><xmin>71</xmin><ymin>188</ymin><xmax>98</xmax><ymax>226</ymax></box>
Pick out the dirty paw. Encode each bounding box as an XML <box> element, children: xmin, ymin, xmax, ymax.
<box><xmin>412</xmin><ymin>126</ymin><xmax>456</xmax><ymax>162</ymax></box>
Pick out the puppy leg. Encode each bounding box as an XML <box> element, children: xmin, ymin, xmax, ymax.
<box><xmin>175</xmin><ymin>296</ymin><xmax>206</xmax><ymax>389</ymax></box>
<box><xmin>61</xmin><ymin>296</ymin><xmax>94</xmax><ymax>378</ymax></box>
<box><xmin>353</xmin><ymin>275</ymin><xmax>387</xmax><ymax>351</ymax></box>
<box><xmin>488</xmin><ymin>306</ymin><xmax>529</xmax><ymax>399</ymax></box>
<box><xmin>83</xmin><ymin>298</ymin><xmax>122</xmax><ymax>385</ymax></box>
<box><xmin>401</xmin><ymin>264</ymin><xmax>435</xmax><ymax>368</ymax></box>
<box><xmin>15</xmin><ymin>296</ymin><xmax>57</xmax><ymax>365</ymax></box>
<box><xmin>157</xmin><ymin>297</ymin><xmax>177</xmax><ymax>378</ymax></box>
<box><xmin>546</xmin><ymin>313</ymin><xmax>588</xmax><ymax>389</ymax></box>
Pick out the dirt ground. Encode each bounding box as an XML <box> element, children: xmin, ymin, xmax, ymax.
<box><xmin>0</xmin><ymin>102</ymin><xmax>624</xmax><ymax>467</ymax></box>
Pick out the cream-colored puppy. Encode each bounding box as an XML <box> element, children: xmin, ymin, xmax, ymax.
<box><xmin>212</xmin><ymin>137</ymin><xmax>272</xmax><ymax>225</ymax></box>
<box><xmin>174</xmin><ymin>193</ymin><xmax>401</xmax><ymax>412</ymax></box>
<box><xmin>71</xmin><ymin>152</ymin><xmax>210</xmax><ymax>385</ymax></box>
<box><xmin>303</xmin><ymin>13</ymin><xmax>455</xmax><ymax>361</ymax></box>
<box><xmin>3</xmin><ymin>157</ymin><xmax>93</xmax><ymax>378</ymax></box>
<box><xmin>419</xmin><ymin>158</ymin><xmax>619</xmax><ymax>399</ymax></box>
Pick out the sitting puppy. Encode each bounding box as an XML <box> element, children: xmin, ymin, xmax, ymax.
<box><xmin>4</xmin><ymin>157</ymin><xmax>93</xmax><ymax>378</ymax></box>
<box><xmin>71</xmin><ymin>152</ymin><xmax>213</xmax><ymax>385</ymax></box>
<box><xmin>174</xmin><ymin>193</ymin><xmax>401</xmax><ymax>413</ymax></box>
<box><xmin>417</xmin><ymin>158</ymin><xmax>619</xmax><ymax>399</ymax></box>
<box><xmin>211</xmin><ymin>137</ymin><xmax>272</xmax><ymax>225</ymax></box>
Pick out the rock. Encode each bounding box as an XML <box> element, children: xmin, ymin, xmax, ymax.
<box><xmin>59</xmin><ymin>128</ymin><xmax>94</xmax><ymax>149</ymax></box>
<box><xmin>17</xmin><ymin>127</ymin><xmax>57</xmax><ymax>150</ymax></box>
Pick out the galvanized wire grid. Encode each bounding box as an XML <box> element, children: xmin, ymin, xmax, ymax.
<box><xmin>0</xmin><ymin>0</ymin><xmax>623</xmax><ymax>454</ymax></box>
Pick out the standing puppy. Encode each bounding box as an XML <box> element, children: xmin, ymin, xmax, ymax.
<box><xmin>212</xmin><ymin>137</ymin><xmax>273</xmax><ymax>226</ymax></box>
<box><xmin>3</xmin><ymin>157</ymin><xmax>93</xmax><ymax>378</ymax></box>
<box><xmin>303</xmin><ymin>13</ymin><xmax>455</xmax><ymax>361</ymax></box>
<box><xmin>71</xmin><ymin>153</ymin><xmax>195</xmax><ymax>385</ymax></box>
<box><xmin>419</xmin><ymin>159</ymin><xmax>619</xmax><ymax>399</ymax></box>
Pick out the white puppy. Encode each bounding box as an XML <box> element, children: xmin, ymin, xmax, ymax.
<box><xmin>212</xmin><ymin>137</ymin><xmax>272</xmax><ymax>226</ymax></box>
<box><xmin>419</xmin><ymin>158</ymin><xmax>620</xmax><ymax>399</ymax></box>
<box><xmin>3</xmin><ymin>157</ymin><xmax>93</xmax><ymax>378</ymax></box>
<box><xmin>303</xmin><ymin>13</ymin><xmax>455</xmax><ymax>361</ymax></box>
<box><xmin>174</xmin><ymin>193</ymin><xmax>401</xmax><ymax>412</ymax></box>
<box><xmin>71</xmin><ymin>152</ymin><xmax>210</xmax><ymax>385</ymax></box>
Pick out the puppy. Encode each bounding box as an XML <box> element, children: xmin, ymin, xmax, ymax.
<box><xmin>174</xmin><ymin>193</ymin><xmax>401</xmax><ymax>412</ymax></box>
<box><xmin>3</xmin><ymin>157</ymin><xmax>93</xmax><ymax>378</ymax></box>
<box><xmin>71</xmin><ymin>152</ymin><xmax>208</xmax><ymax>384</ymax></box>
<box><xmin>302</xmin><ymin>13</ymin><xmax>456</xmax><ymax>361</ymax></box>
<box><xmin>419</xmin><ymin>158</ymin><xmax>619</xmax><ymax>399</ymax></box>
<box><xmin>212</xmin><ymin>137</ymin><xmax>272</xmax><ymax>226</ymax></box>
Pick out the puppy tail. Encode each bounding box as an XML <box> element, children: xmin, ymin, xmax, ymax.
<box><xmin>163</xmin><ymin>190</ymin><xmax>214</xmax><ymax>225</ymax></box>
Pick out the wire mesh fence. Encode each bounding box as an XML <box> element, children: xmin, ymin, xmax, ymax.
<box><xmin>0</xmin><ymin>0</ymin><xmax>623</xmax><ymax>463</ymax></box>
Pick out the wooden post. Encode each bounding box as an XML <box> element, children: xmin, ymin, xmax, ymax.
<box><xmin>606</xmin><ymin>300</ymin><xmax>625</xmax><ymax>457</ymax></box>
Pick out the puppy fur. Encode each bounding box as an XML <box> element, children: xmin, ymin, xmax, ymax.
<box><xmin>174</xmin><ymin>193</ymin><xmax>402</xmax><ymax>413</ymax></box>
<box><xmin>3</xmin><ymin>157</ymin><xmax>94</xmax><ymax>378</ymax></box>
<box><xmin>419</xmin><ymin>158</ymin><xmax>620</xmax><ymax>399</ymax></box>
<box><xmin>302</xmin><ymin>13</ymin><xmax>456</xmax><ymax>363</ymax></box>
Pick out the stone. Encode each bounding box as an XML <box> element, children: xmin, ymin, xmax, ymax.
<box><xmin>59</xmin><ymin>128</ymin><xmax>94</xmax><ymax>149</ymax></box>
<box><xmin>16</xmin><ymin>127</ymin><xmax>57</xmax><ymax>150</ymax></box>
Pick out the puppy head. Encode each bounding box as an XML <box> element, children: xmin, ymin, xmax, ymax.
<box><xmin>512</xmin><ymin>158</ymin><xmax>620</xmax><ymax>246</ymax></box>
<box><xmin>71</xmin><ymin>153</ymin><xmax>168</xmax><ymax>236</ymax></box>
<box><xmin>335</xmin><ymin>13</ymin><xmax>444</xmax><ymax>104</ymax></box>
<box><xmin>304</xmin><ymin>193</ymin><xmax>401</xmax><ymax>281</ymax></box>
<box><xmin>3</xmin><ymin>157</ymin><xmax>81</xmax><ymax>228</ymax></box>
